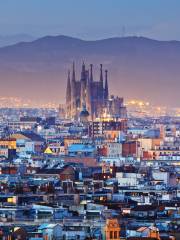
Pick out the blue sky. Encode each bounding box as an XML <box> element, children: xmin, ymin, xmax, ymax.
<box><xmin>0</xmin><ymin>0</ymin><xmax>180</xmax><ymax>40</ymax></box>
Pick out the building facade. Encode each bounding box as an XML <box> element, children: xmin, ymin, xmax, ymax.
<box><xmin>66</xmin><ymin>63</ymin><xmax>110</xmax><ymax>120</ymax></box>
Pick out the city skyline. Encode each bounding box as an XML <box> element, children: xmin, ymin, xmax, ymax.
<box><xmin>0</xmin><ymin>1</ymin><xmax>180</xmax><ymax>109</ymax></box>
<box><xmin>0</xmin><ymin>2</ymin><xmax>179</xmax><ymax>239</ymax></box>
<box><xmin>0</xmin><ymin>35</ymin><xmax>180</xmax><ymax>108</ymax></box>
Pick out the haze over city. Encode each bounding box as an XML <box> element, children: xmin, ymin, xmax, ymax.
<box><xmin>0</xmin><ymin>0</ymin><xmax>180</xmax><ymax>108</ymax></box>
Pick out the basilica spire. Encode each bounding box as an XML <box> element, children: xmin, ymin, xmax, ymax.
<box><xmin>72</xmin><ymin>61</ymin><xmax>76</xmax><ymax>82</ymax></box>
<box><xmin>66</xmin><ymin>70</ymin><xmax>71</xmax><ymax>118</ymax></box>
<box><xmin>66</xmin><ymin>70</ymin><xmax>71</xmax><ymax>101</ymax></box>
<box><xmin>104</xmin><ymin>70</ymin><xmax>109</xmax><ymax>101</ymax></box>
<box><xmin>90</xmin><ymin>64</ymin><xmax>93</xmax><ymax>82</ymax></box>
<box><xmin>99</xmin><ymin>64</ymin><xmax>104</xmax><ymax>106</ymax></box>
<box><xmin>81</xmin><ymin>62</ymin><xmax>86</xmax><ymax>81</ymax></box>
<box><xmin>100</xmin><ymin>64</ymin><xmax>103</xmax><ymax>83</ymax></box>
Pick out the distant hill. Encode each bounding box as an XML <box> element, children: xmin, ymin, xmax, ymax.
<box><xmin>0</xmin><ymin>34</ymin><xmax>35</xmax><ymax>47</ymax></box>
<box><xmin>0</xmin><ymin>35</ymin><xmax>180</xmax><ymax>107</ymax></box>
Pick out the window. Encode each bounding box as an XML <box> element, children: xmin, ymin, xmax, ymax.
<box><xmin>114</xmin><ymin>231</ymin><xmax>118</xmax><ymax>239</ymax></box>
<box><xmin>110</xmin><ymin>231</ymin><xmax>113</xmax><ymax>239</ymax></box>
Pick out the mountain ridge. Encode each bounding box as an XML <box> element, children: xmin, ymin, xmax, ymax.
<box><xmin>0</xmin><ymin>34</ymin><xmax>35</xmax><ymax>47</ymax></box>
<box><xmin>0</xmin><ymin>35</ymin><xmax>179</xmax><ymax>107</ymax></box>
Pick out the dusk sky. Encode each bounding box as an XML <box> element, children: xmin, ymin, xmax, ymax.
<box><xmin>0</xmin><ymin>0</ymin><xmax>180</xmax><ymax>40</ymax></box>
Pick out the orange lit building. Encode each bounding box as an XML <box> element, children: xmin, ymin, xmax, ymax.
<box><xmin>104</xmin><ymin>218</ymin><xmax>121</xmax><ymax>240</ymax></box>
<box><xmin>0</xmin><ymin>138</ymin><xmax>16</xmax><ymax>159</ymax></box>
<box><xmin>148</xmin><ymin>226</ymin><xmax>161</xmax><ymax>240</ymax></box>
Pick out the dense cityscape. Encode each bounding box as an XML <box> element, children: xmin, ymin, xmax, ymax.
<box><xmin>0</xmin><ymin>62</ymin><xmax>178</xmax><ymax>239</ymax></box>
<box><xmin>1</xmin><ymin>1</ymin><xmax>180</xmax><ymax>239</ymax></box>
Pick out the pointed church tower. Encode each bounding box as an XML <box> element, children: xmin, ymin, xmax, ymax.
<box><xmin>100</xmin><ymin>64</ymin><xmax>103</xmax><ymax>83</ymax></box>
<box><xmin>90</xmin><ymin>64</ymin><xmax>93</xmax><ymax>82</ymax></box>
<box><xmin>98</xmin><ymin>64</ymin><xmax>104</xmax><ymax>116</ymax></box>
<box><xmin>86</xmin><ymin>70</ymin><xmax>92</xmax><ymax>118</ymax></box>
<box><xmin>81</xmin><ymin>62</ymin><xmax>86</xmax><ymax>82</ymax></box>
<box><xmin>72</xmin><ymin>61</ymin><xmax>76</xmax><ymax>82</ymax></box>
<box><xmin>100</xmin><ymin>64</ymin><xmax>104</xmax><ymax>98</ymax></box>
<box><xmin>71</xmin><ymin>61</ymin><xmax>76</xmax><ymax>103</ymax></box>
<box><xmin>104</xmin><ymin>70</ymin><xmax>109</xmax><ymax>102</ymax></box>
<box><xmin>71</xmin><ymin>62</ymin><xmax>77</xmax><ymax>118</ymax></box>
<box><xmin>66</xmin><ymin>70</ymin><xmax>71</xmax><ymax>118</ymax></box>
<box><xmin>80</xmin><ymin>62</ymin><xmax>87</xmax><ymax>109</ymax></box>
<box><xmin>66</xmin><ymin>70</ymin><xmax>71</xmax><ymax>102</ymax></box>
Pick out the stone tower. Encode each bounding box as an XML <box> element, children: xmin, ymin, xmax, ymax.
<box><xmin>66</xmin><ymin>70</ymin><xmax>71</xmax><ymax>118</ymax></box>
<box><xmin>104</xmin><ymin>69</ymin><xmax>109</xmax><ymax>104</ymax></box>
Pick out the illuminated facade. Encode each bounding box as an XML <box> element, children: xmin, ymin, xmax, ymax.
<box><xmin>66</xmin><ymin>62</ymin><xmax>127</xmax><ymax>121</ymax></box>
<box><xmin>0</xmin><ymin>139</ymin><xmax>16</xmax><ymax>159</ymax></box>
<box><xmin>104</xmin><ymin>218</ymin><xmax>121</xmax><ymax>240</ymax></box>
<box><xmin>66</xmin><ymin>63</ymin><xmax>109</xmax><ymax>120</ymax></box>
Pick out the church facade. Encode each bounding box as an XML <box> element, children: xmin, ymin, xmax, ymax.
<box><xmin>66</xmin><ymin>63</ymin><xmax>109</xmax><ymax>120</ymax></box>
